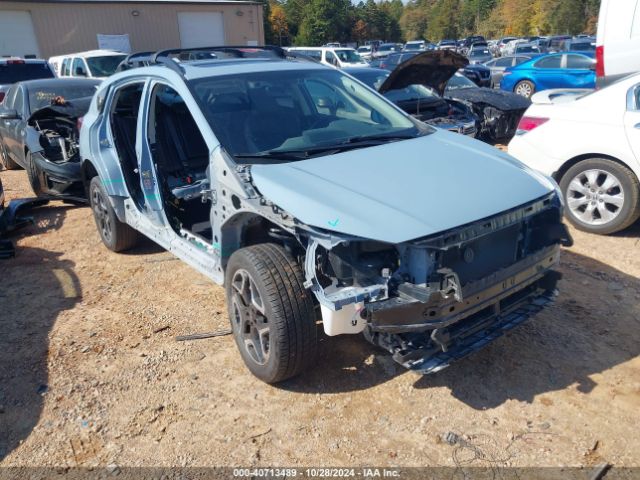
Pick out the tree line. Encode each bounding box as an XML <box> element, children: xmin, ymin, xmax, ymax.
<box><xmin>258</xmin><ymin>0</ymin><xmax>601</xmax><ymax>46</ymax></box>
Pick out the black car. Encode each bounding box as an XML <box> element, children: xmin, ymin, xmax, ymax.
<box><xmin>461</xmin><ymin>63</ymin><xmax>492</xmax><ymax>87</ymax></box>
<box><xmin>0</xmin><ymin>78</ymin><xmax>100</xmax><ymax>199</ymax></box>
<box><xmin>382</xmin><ymin>50</ymin><xmax>531</xmax><ymax>143</ymax></box>
<box><xmin>345</xmin><ymin>67</ymin><xmax>478</xmax><ymax>137</ymax></box>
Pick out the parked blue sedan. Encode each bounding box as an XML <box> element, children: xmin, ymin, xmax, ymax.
<box><xmin>500</xmin><ymin>52</ymin><xmax>595</xmax><ymax>98</ymax></box>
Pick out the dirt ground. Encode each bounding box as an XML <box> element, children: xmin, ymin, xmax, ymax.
<box><xmin>1</xmin><ymin>167</ymin><xmax>639</xmax><ymax>471</ymax></box>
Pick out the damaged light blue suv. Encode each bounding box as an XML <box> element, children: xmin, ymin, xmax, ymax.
<box><xmin>80</xmin><ymin>47</ymin><xmax>572</xmax><ymax>384</ymax></box>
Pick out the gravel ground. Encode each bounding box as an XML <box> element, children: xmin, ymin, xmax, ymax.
<box><xmin>1</xmin><ymin>168</ymin><xmax>639</xmax><ymax>470</ymax></box>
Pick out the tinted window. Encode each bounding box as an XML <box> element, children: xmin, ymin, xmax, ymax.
<box><xmin>515</xmin><ymin>56</ymin><xmax>531</xmax><ymax>65</ymax></box>
<box><xmin>86</xmin><ymin>55</ymin><xmax>126</xmax><ymax>77</ymax></box>
<box><xmin>61</xmin><ymin>59</ymin><xmax>71</xmax><ymax>76</ymax></box>
<box><xmin>13</xmin><ymin>88</ymin><xmax>24</xmax><ymax>115</ymax></box>
<box><xmin>495</xmin><ymin>57</ymin><xmax>514</xmax><ymax>67</ymax></box>
<box><xmin>72</xmin><ymin>58</ymin><xmax>88</xmax><ymax>77</ymax></box>
<box><xmin>534</xmin><ymin>56</ymin><xmax>562</xmax><ymax>69</ymax></box>
<box><xmin>566</xmin><ymin>54</ymin><xmax>594</xmax><ymax>69</ymax></box>
<box><xmin>0</xmin><ymin>63</ymin><xmax>54</xmax><ymax>83</ymax></box>
<box><xmin>190</xmin><ymin>69</ymin><xmax>419</xmax><ymax>160</ymax></box>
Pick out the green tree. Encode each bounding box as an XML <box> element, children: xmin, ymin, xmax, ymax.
<box><xmin>296</xmin><ymin>0</ymin><xmax>351</xmax><ymax>45</ymax></box>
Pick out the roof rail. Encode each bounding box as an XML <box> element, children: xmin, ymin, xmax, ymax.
<box><xmin>115</xmin><ymin>45</ymin><xmax>314</xmax><ymax>75</ymax></box>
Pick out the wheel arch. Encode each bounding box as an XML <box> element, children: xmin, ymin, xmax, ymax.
<box><xmin>553</xmin><ymin>153</ymin><xmax>640</xmax><ymax>184</ymax></box>
<box><xmin>220</xmin><ymin>212</ymin><xmax>301</xmax><ymax>272</ymax></box>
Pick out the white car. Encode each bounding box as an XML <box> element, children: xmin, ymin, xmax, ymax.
<box><xmin>508</xmin><ymin>74</ymin><xmax>640</xmax><ymax>234</ymax></box>
<box><xmin>287</xmin><ymin>47</ymin><xmax>369</xmax><ymax>68</ymax></box>
<box><xmin>49</xmin><ymin>50</ymin><xmax>127</xmax><ymax>80</ymax></box>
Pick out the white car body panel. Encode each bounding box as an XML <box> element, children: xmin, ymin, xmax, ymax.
<box><xmin>508</xmin><ymin>74</ymin><xmax>640</xmax><ymax>181</ymax></box>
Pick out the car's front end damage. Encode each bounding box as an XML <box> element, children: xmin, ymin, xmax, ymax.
<box><xmin>249</xmin><ymin>130</ymin><xmax>572</xmax><ymax>374</ymax></box>
<box><xmin>25</xmin><ymin>98</ymin><xmax>91</xmax><ymax>200</ymax></box>
<box><xmin>302</xmin><ymin>193</ymin><xmax>571</xmax><ymax>373</ymax></box>
<box><xmin>446</xmin><ymin>87</ymin><xmax>531</xmax><ymax>143</ymax></box>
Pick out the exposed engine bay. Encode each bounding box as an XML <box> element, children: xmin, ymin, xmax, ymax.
<box><xmin>33</xmin><ymin>115</ymin><xmax>80</xmax><ymax>164</ymax></box>
<box><xmin>406</xmin><ymin>97</ymin><xmax>477</xmax><ymax>136</ymax></box>
<box><xmin>303</xmin><ymin>193</ymin><xmax>572</xmax><ymax>373</ymax></box>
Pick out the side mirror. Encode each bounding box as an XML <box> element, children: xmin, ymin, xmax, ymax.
<box><xmin>75</xmin><ymin>67</ymin><xmax>87</xmax><ymax>77</ymax></box>
<box><xmin>316</xmin><ymin>96</ymin><xmax>337</xmax><ymax>114</ymax></box>
<box><xmin>0</xmin><ymin>109</ymin><xmax>19</xmax><ymax>120</ymax></box>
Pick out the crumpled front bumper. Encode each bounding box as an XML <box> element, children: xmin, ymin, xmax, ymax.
<box><xmin>32</xmin><ymin>151</ymin><xmax>85</xmax><ymax>200</ymax></box>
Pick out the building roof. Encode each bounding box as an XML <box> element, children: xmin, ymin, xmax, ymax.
<box><xmin>7</xmin><ymin>0</ymin><xmax>260</xmax><ymax>4</ymax></box>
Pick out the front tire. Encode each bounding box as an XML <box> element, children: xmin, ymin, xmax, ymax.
<box><xmin>89</xmin><ymin>176</ymin><xmax>138</xmax><ymax>252</ymax></box>
<box><xmin>559</xmin><ymin>158</ymin><xmax>640</xmax><ymax>234</ymax></box>
<box><xmin>0</xmin><ymin>141</ymin><xmax>20</xmax><ymax>170</ymax></box>
<box><xmin>225</xmin><ymin>243</ymin><xmax>318</xmax><ymax>384</ymax></box>
<box><xmin>514</xmin><ymin>80</ymin><xmax>535</xmax><ymax>98</ymax></box>
<box><xmin>25</xmin><ymin>151</ymin><xmax>45</xmax><ymax>196</ymax></box>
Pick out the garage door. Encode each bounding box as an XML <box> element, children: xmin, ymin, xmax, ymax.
<box><xmin>0</xmin><ymin>11</ymin><xmax>40</xmax><ymax>57</ymax></box>
<box><xmin>178</xmin><ymin>12</ymin><xmax>225</xmax><ymax>48</ymax></box>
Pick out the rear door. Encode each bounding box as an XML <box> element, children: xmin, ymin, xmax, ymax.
<box><xmin>531</xmin><ymin>55</ymin><xmax>564</xmax><ymax>90</ymax></box>
<box><xmin>564</xmin><ymin>54</ymin><xmax>596</xmax><ymax>89</ymax></box>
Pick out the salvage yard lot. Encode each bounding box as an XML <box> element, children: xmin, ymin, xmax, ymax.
<box><xmin>1</xmin><ymin>168</ymin><xmax>639</xmax><ymax>468</ymax></box>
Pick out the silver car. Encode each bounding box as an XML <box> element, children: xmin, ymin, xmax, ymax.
<box><xmin>79</xmin><ymin>46</ymin><xmax>571</xmax><ymax>383</ymax></box>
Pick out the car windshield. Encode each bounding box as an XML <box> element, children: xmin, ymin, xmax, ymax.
<box><xmin>446</xmin><ymin>73</ymin><xmax>477</xmax><ymax>91</ymax></box>
<box><xmin>0</xmin><ymin>63</ymin><xmax>54</xmax><ymax>83</ymax></box>
<box><xmin>385</xmin><ymin>84</ymin><xmax>438</xmax><ymax>103</ymax></box>
<box><xmin>379</xmin><ymin>44</ymin><xmax>397</xmax><ymax>52</ymax></box>
<box><xmin>470</xmin><ymin>49</ymin><xmax>490</xmax><ymax>56</ymax></box>
<box><xmin>85</xmin><ymin>55</ymin><xmax>127</xmax><ymax>77</ymax></box>
<box><xmin>28</xmin><ymin>83</ymin><xmax>99</xmax><ymax>112</ymax></box>
<box><xmin>190</xmin><ymin>69</ymin><xmax>426</xmax><ymax>163</ymax></box>
<box><xmin>335</xmin><ymin>50</ymin><xmax>363</xmax><ymax>63</ymax></box>
<box><xmin>516</xmin><ymin>45</ymin><xmax>539</xmax><ymax>53</ymax></box>
<box><xmin>405</xmin><ymin>43</ymin><xmax>423</xmax><ymax>50</ymax></box>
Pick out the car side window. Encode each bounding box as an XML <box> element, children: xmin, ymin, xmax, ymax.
<box><xmin>325</xmin><ymin>51</ymin><xmax>338</xmax><ymax>66</ymax></box>
<box><xmin>3</xmin><ymin>86</ymin><xmax>16</xmax><ymax>109</ymax></box>
<box><xmin>534</xmin><ymin>56</ymin><xmax>562</xmax><ymax>69</ymax></box>
<box><xmin>61</xmin><ymin>58</ymin><xmax>71</xmax><ymax>76</ymax></box>
<box><xmin>514</xmin><ymin>56</ymin><xmax>529</xmax><ymax>65</ymax></box>
<box><xmin>566</xmin><ymin>54</ymin><xmax>594</xmax><ymax>70</ymax></box>
<box><xmin>495</xmin><ymin>57</ymin><xmax>513</xmax><ymax>67</ymax></box>
<box><xmin>304</xmin><ymin>79</ymin><xmax>356</xmax><ymax>116</ymax></box>
<box><xmin>13</xmin><ymin>88</ymin><xmax>24</xmax><ymax>116</ymax></box>
<box><xmin>72</xmin><ymin>58</ymin><xmax>88</xmax><ymax>77</ymax></box>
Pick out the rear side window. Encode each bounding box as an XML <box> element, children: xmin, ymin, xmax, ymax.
<box><xmin>61</xmin><ymin>59</ymin><xmax>71</xmax><ymax>76</ymax></box>
<box><xmin>495</xmin><ymin>57</ymin><xmax>513</xmax><ymax>67</ymax></box>
<box><xmin>515</xmin><ymin>56</ymin><xmax>530</xmax><ymax>65</ymax></box>
<box><xmin>0</xmin><ymin>63</ymin><xmax>54</xmax><ymax>83</ymax></box>
<box><xmin>534</xmin><ymin>56</ymin><xmax>562</xmax><ymax>69</ymax></box>
<box><xmin>566</xmin><ymin>54</ymin><xmax>594</xmax><ymax>69</ymax></box>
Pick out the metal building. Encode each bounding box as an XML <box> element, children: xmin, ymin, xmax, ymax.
<box><xmin>0</xmin><ymin>0</ymin><xmax>265</xmax><ymax>58</ymax></box>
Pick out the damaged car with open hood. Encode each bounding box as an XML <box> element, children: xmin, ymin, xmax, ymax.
<box><xmin>376</xmin><ymin>50</ymin><xmax>532</xmax><ymax>143</ymax></box>
<box><xmin>0</xmin><ymin>78</ymin><xmax>100</xmax><ymax>199</ymax></box>
<box><xmin>80</xmin><ymin>47</ymin><xmax>572</xmax><ymax>384</ymax></box>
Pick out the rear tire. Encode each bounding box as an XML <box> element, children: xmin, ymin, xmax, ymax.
<box><xmin>225</xmin><ymin>243</ymin><xmax>318</xmax><ymax>384</ymax></box>
<box><xmin>559</xmin><ymin>158</ymin><xmax>640</xmax><ymax>235</ymax></box>
<box><xmin>89</xmin><ymin>176</ymin><xmax>138</xmax><ymax>252</ymax></box>
<box><xmin>0</xmin><ymin>141</ymin><xmax>20</xmax><ymax>170</ymax></box>
<box><xmin>514</xmin><ymin>80</ymin><xmax>535</xmax><ymax>98</ymax></box>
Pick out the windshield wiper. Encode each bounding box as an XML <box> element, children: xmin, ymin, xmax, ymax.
<box><xmin>234</xmin><ymin>133</ymin><xmax>422</xmax><ymax>162</ymax></box>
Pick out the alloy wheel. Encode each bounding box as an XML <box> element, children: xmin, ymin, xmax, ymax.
<box><xmin>230</xmin><ymin>269</ymin><xmax>270</xmax><ymax>366</ymax></box>
<box><xmin>92</xmin><ymin>186</ymin><xmax>113</xmax><ymax>243</ymax></box>
<box><xmin>566</xmin><ymin>169</ymin><xmax>625</xmax><ymax>226</ymax></box>
<box><xmin>515</xmin><ymin>82</ymin><xmax>533</xmax><ymax>97</ymax></box>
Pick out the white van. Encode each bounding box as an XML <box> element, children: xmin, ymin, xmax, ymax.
<box><xmin>49</xmin><ymin>50</ymin><xmax>127</xmax><ymax>80</ymax></box>
<box><xmin>596</xmin><ymin>0</ymin><xmax>640</xmax><ymax>87</ymax></box>
<box><xmin>287</xmin><ymin>47</ymin><xmax>369</xmax><ymax>69</ymax></box>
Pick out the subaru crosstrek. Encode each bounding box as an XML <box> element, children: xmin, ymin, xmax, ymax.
<box><xmin>80</xmin><ymin>47</ymin><xmax>572</xmax><ymax>383</ymax></box>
